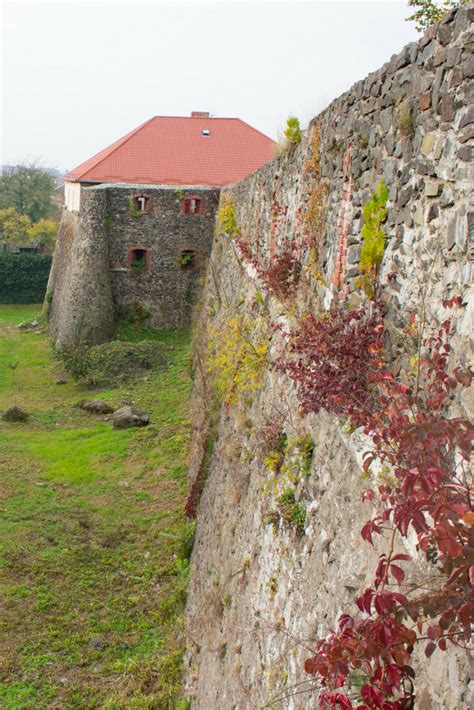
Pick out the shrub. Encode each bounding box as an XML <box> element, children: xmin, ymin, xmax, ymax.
<box><xmin>131</xmin><ymin>257</ymin><xmax>146</xmax><ymax>274</ymax></box>
<box><xmin>276</xmin><ymin>488</ymin><xmax>306</xmax><ymax>533</ymax></box>
<box><xmin>260</xmin><ymin>248</ymin><xmax>302</xmax><ymax>298</ymax></box>
<box><xmin>237</xmin><ymin>239</ymin><xmax>302</xmax><ymax>299</ymax></box>
<box><xmin>284</xmin><ymin>116</ymin><xmax>302</xmax><ymax>145</ymax></box>
<box><xmin>263</xmin><ymin>433</ymin><xmax>315</xmax><ymax>495</ymax></box>
<box><xmin>217</xmin><ymin>195</ymin><xmax>239</xmax><ymax>237</ymax></box>
<box><xmin>116</xmin><ymin>302</ymin><xmax>151</xmax><ymax>324</ymax></box>
<box><xmin>88</xmin><ymin>340</ymin><xmax>167</xmax><ymax>384</ymax></box>
<box><xmin>398</xmin><ymin>111</ymin><xmax>414</xmax><ymax>137</ymax></box>
<box><xmin>179</xmin><ymin>250</ymin><xmax>196</xmax><ymax>269</ymax></box>
<box><xmin>207</xmin><ymin>315</ymin><xmax>269</xmax><ymax>406</ymax></box>
<box><xmin>56</xmin><ymin>342</ymin><xmax>93</xmax><ymax>381</ymax></box>
<box><xmin>57</xmin><ymin>340</ymin><xmax>167</xmax><ymax>385</ymax></box>
<box><xmin>279</xmin><ymin>303</ymin><xmax>386</xmax><ymax>422</ymax></box>
<box><xmin>0</xmin><ymin>253</ymin><xmax>52</xmax><ymax>304</ymax></box>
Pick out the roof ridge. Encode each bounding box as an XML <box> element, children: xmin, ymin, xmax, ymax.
<box><xmin>150</xmin><ymin>115</ymin><xmax>239</xmax><ymax>120</ymax></box>
<box><xmin>68</xmin><ymin>116</ymin><xmax>157</xmax><ymax>180</ymax></box>
<box><xmin>232</xmin><ymin>118</ymin><xmax>275</xmax><ymax>144</ymax></box>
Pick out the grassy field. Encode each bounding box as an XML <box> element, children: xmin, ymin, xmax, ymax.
<box><xmin>0</xmin><ymin>305</ymin><xmax>193</xmax><ymax>709</ymax></box>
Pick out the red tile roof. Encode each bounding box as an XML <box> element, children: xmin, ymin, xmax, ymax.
<box><xmin>65</xmin><ymin>116</ymin><xmax>275</xmax><ymax>187</ymax></box>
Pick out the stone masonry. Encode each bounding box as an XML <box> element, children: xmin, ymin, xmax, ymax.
<box><xmin>185</xmin><ymin>6</ymin><xmax>473</xmax><ymax>709</ymax></box>
<box><xmin>48</xmin><ymin>184</ymin><xmax>218</xmax><ymax>343</ymax></box>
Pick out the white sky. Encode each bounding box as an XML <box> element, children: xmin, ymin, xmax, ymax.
<box><xmin>1</xmin><ymin>0</ymin><xmax>418</xmax><ymax>172</ymax></box>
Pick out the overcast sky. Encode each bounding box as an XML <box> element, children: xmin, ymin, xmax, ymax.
<box><xmin>1</xmin><ymin>0</ymin><xmax>418</xmax><ymax>172</ymax></box>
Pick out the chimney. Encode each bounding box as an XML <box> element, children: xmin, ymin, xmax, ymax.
<box><xmin>191</xmin><ymin>111</ymin><xmax>210</xmax><ymax>118</ymax></box>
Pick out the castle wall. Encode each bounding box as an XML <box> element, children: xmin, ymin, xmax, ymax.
<box><xmin>48</xmin><ymin>184</ymin><xmax>218</xmax><ymax>342</ymax></box>
<box><xmin>104</xmin><ymin>185</ymin><xmax>217</xmax><ymax>329</ymax></box>
<box><xmin>47</xmin><ymin>189</ymin><xmax>115</xmax><ymax>344</ymax></box>
<box><xmin>185</xmin><ymin>6</ymin><xmax>473</xmax><ymax>708</ymax></box>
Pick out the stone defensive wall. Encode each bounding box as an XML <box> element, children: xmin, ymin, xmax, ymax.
<box><xmin>185</xmin><ymin>6</ymin><xmax>473</xmax><ymax>709</ymax></box>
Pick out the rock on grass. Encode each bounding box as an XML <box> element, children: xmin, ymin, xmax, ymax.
<box><xmin>112</xmin><ymin>406</ymin><xmax>150</xmax><ymax>429</ymax></box>
<box><xmin>79</xmin><ymin>400</ymin><xmax>115</xmax><ymax>415</ymax></box>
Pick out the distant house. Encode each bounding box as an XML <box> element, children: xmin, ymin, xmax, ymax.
<box><xmin>48</xmin><ymin>112</ymin><xmax>275</xmax><ymax>343</ymax></box>
<box><xmin>64</xmin><ymin>112</ymin><xmax>275</xmax><ymax>211</ymax></box>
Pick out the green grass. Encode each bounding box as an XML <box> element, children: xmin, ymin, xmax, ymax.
<box><xmin>0</xmin><ymin>306</ymin><xmax>193</xmax><ymax>708</ymax></box>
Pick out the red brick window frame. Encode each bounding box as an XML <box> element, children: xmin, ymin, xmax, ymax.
<box><xmin>131</xmin><ymin>193</ymin><xmax>154</xmax><ymax>214</ymax></box>
<box><xmin>128</xmin><ymin>246</ymin><xmax>151</xmax><ymax>271</ymax></box>
<box><xmin>180</xmin><ymin>196</ymin><xmax>203</xmax><ymax>215</ymax></box>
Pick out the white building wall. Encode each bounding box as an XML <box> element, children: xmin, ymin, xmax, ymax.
<box><xmin>65</xmin><ymin>182</ymin><xmax>82</xmax><ymax>212</ymax></box>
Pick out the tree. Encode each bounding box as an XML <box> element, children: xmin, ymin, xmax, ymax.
<box><xmin>0</xmin><ymin>208</ymin><xmax>32</xmax><ymax>248</ymax></box>
<box><xmin>0</xmin><ymin>164</ymin><xmax>55</xmax><ymax>222</ymax></box>
<box><xmin>27</xmin><ymin>219</ymin><xmax>58</xmax><ymax>252</ymax></box>
<box><xmin>406</xmin><ymin>0</ymin><xmax>461</xmax><ymax>32</ymax></box>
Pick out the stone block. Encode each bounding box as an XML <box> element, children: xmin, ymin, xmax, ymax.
<box><xmin>427</xmin><ymin>203</ymin><xmax>439</xmax><ymax>223</ymax></box>
<box><xmin>468</xmin><ymin>213</ymin><xmax>474</xmax><ymax>245</ymax></box>
<box><xmin>439</xmin><ymin>94</ymin><xmax>454</xmax><ymax>122</ymax></box>
<box><xmin>360</xmin><ymin>98</ymin><xmax>377</xmax><ymax>115</ymax></box>
<box><xmin>432</xmin><ymin>134</ymin><xmax>445</xmax><ymax>161</ymax></box>
<box><xmin>457</xmin><ymin>145</ymin><xmax>473</xmax><ymax>162</ymax></box>
<box><xmin>463</xmin><ymin>55</ymin><xmax>474</xmax><ymax>79</ymax></box>
<box><xmin>420</xmin><ymin>132</ymin><xmax>436</xmax><ymax>156</ymax></box>
<box><xmin>417</xmin><ymin>158</ymin><xmax>436</xmax><ymax>176</ymax></box>
<box><xmin>446</xmin><ymin>217</ymin><xmax>457</xmax><ymax>250</ymax></box>
<box><xmin>458</xmin><ymin>105</ymin><xmax>474</xmax><ymax>130</ymax></box>
<box><xmin>417</xmin><ymin>40</ymin><xmax>434</xmax><ymax>65</ymax></box>
<box><xmin>437</xmin><ymin>23</ymin><xmax>453</xmax><ymax>47</ymax></box>
<box><xmin>346</xmin><ymin>245</ymin><xmax>360</xmax><ymax>266</ymax></box>
<box><xmin>414</xmin><ymin>205</ymin><xmax>424</xmax><ymax>226</ymax></box>
<box><xmin>419</xmin><ymin>91</ymin><xmax>431</xmax><ymax>110</ymax></box>
<box><xmin>433</xmin><ymin>46</ymin><xmax>447</xmax><ymax>67</ymax></box>
<box><xmin>424</xmin><ymin>179</ymin><xmax>441</xmax><ymax>197</ymax></box>
<box><xmin>431</xmin><ymin>67</ymin><xmax>445</xmax><ymax>110</ymax></box>
<box><xmin>459</xmin><ymin>125</ymin><xmax>474</xmax><ymax>143</ymax></box>
<box><xmin>446</xmin><ymin>46</ymin><xmax>461</xmax><ymax>69</ymax></box>
<box><xmin>439</xmin><ymin>189</ymin><xmax>454</xmax><ymax>209</ymax></box>
<box><xmin>397</xmin><ymin>186</ymin><xmax>413</xmax><ymax>208</ymax></box>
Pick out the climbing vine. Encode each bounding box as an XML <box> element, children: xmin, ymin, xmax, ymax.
<box><xmin>356</xmin><ymin>180</ymin><xmax>389</xmax><ymax>299</ymax></box>
<box><xmin>281</xmin><ymin>297</ymin><xmax>473</xmax><ymax>708</ymax></box>
<box><xmin>278</xmin><ymin>303</ymin><xmax>386</xmax><ymax>421</ymax></box>
<box><xmin>217</xmin><ymin>194</ymin><xmax>239</xmax><ymax>238</ymax></box>
<box><xmin>207</xmin><ymin>314</ymin><xmax>269</xmax><ymax>406</ymax></box>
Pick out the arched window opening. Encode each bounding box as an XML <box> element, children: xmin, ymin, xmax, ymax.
<box><xmin>128</xmin><ymin>247</ymin><xmax>150</xmax><ymax>272</ymax></box>
<box><xmin>179</xmin><ymin>250</ymin><xmax>197</xmax><ymax>269</ymax></box>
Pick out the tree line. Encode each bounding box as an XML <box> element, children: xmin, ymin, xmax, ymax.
<box><xmin>0</xmin><ymin>164</ymin><xmax>59</xmax><ymax>253</ymax></box>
